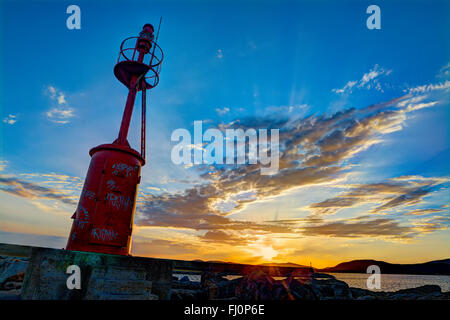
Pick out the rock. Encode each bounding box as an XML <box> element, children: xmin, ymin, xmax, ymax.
<box><xmin>357</xmin><ymin>295</ymin><xmax>377</xmax><ymax>300</ymax></box>
<box><xmin>235</xmin><ymin>271</ymin><xmax>318</xmax><ymax>300</ymax></box>
<box><xmin>201</xmin><ymin>272</ymin><xmax>240</xmax><ymax>300</ymax></box>
<box><xmin>351</xmin><ymin>284</ymin><xmax>447</xmax><ymax>300</ymax></box>
<box><xmin>350</xmin><ymin>287</ymin><xmax>381</xmax><ymax>299</ymax></box>
<box><xmin>388</xmin><ymin>293</ymin><xmax>419</xmax><ymax>300</ymax></box>
<box><xmin>235</xmin><ymin>270</ymin><xmax>275</xmax><ymax>300</ymax></box>
<box><xmin>386</xmin><ymin>285</ymin><xmax>442</xmax><ymax>300</ymax></box>
<box><xmin>391</xmin><ymin>285</ymin><xmax>441</xmax><ymax>295</ymax></box>
<box><xmin>285</xmin><ymin>278</ymin><xmax>317</xmax><ymax>300</ymax></box>
<box><xmin>270</xmin><ymin>281</ymin><xmax>289</xmax><ymax>300</ymax></box>
<box><xmin>0</xmin><ymin>288</ymin><xmax>22</xmax><ymax>300</ymax></box>
<box><xmin>311</xmin><ymin>278</ymin><xmax>353</xmax><ymax>300</ymax></box>
<box><xmin>171</xmin><ymin>288</ymin><xmax>203</xmax><ymax>300</ymax></box>
<box><xmin>417</xmin><ymin>292</ymin><xmax>445</xmax><ymax>300</ymax></box>
<box><xmin>172</xmin><ymin>278</ymin><xmax>201</xmax><ymax>290</ymax></box>
<box><xmin>0</xmin><ymin>256</ymin><xmax>29</xmax><ymax>290</ymax></box>
<box><xmin>3</xmin><ymin>281</ymin><xmax>23</xmax><ymax>290</ymax></box>
<box><xmin>312</xmin><ymin>272</ymin><xmax>336</xmax><ymax>280</ymax></box>
<box><xmin>173</xmin><ymin>270</ymin><xmax>449</xmax><ymax>301</ymax></box>
<box><xmin>287</xmin><ymin>268</ymin><xmax>314</xmax><ymax>281</ymax></box>
<box><xmin>200</xmin><ymin>272</ymin><xmax>228</xmax><ymax>285</ymax></box>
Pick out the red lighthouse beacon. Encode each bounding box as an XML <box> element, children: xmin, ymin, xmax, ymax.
<box><xmin>66</xmin><ymin>23</ymin><xmax>163</xmax><ymax>255</ymax></box>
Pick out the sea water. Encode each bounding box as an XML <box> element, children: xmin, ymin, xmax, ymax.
<box><xmin>174</xmin><ymin>273</ymin><xmax>450</xmax><ymax>292</ymax></box>
<box><xmin>329</xmin><ymin>273</ymin><xmax>450</xmax><ymax>292</ymax></box>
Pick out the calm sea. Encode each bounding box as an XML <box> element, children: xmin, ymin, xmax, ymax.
<box><xmin>175</xmin><ymin>273</ymin><xmax>450</xmax><ymax>292</ymax></box>
<box><xmin>329</xmin><ymin>273</ymin><xmax>450</xmax><ymax>292</ymax></box>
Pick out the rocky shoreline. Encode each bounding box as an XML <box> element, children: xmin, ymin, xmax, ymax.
<box><xmin>1</xmin><ymin>256</ymin><xmax>449</xmax><ymax>300</ymax></box>
<box><xmin>0</xmin><ymin>256</ymin><xmax>28</xmax><ymax>300</ymax></box>
<box><xmin>171</xmin><ymin>270</ymin><xmax>450</xmax><ymax>300</ymax></box>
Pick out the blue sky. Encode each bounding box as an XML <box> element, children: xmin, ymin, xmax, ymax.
<box><xmin>0</xmin><ymin>0</ymin><xmax>449</xmax><ymax>267</ymax></box>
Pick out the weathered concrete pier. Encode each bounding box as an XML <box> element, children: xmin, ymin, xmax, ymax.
<box><xmin>0</xmin><ymin>243</ymin><xmax>313</xmax><ymax>300</ymax></box>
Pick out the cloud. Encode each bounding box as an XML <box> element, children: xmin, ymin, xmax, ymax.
<box><xmin>300</xmin><ymin>216</ymin><xmax>417</xmax><ymax>240</ymax></box>
<box><xmin>46</xmin><ymin>107</ymin><xmax>75</xmax><ymax>124</ymax></box>
<box><xmin>412</xmin><ymin>215</ymin><xmax>450</xmax><ymax>233</ymax></box>
<box><xmin>404</xmin><ymin>208</ymin><xmax>444</xmax><ymax>216</ymax></box>
<box><xmin>274</xmin><ymin>213</ymin><xmax>449</xmax><ymax>240</ymax></box>
<box><xmin>57</xmin><ymin>94</ymin><xmax>66</xmax><ymax>105</ymax></box>
<box><xmin>1</xmin><ymin>73</ymin><xmax>447</xmax><ymax>252</ymax></box>
<box><xmin>146</xmin><ymin>186</ymin><xmax>162</xmax><ymax>192</ymax></box>
<box><xmin>136</xmin><ymin>87</ymin><xmax>445</xmax><ymax>240</ymax></box>
<box><xmin>0</xmin><ymin>174</ymin><xmax>79</xmax><ymax>205</ymax></box>
<box><xmin>216</xmin><ymin>49</ymin><xmax>223</xmax><ymax>59</ymax></box>
<box><xmin>131</xmin><ymin>238</ymin><xmax>203</xmax><ymax>259</ymax></box>
<box><xmin>308</xmin><ymin>176</ymin><xmax>448</xmax><ymax>216</ymax></box>
<box><xmin>200</xmin><ymin>230</ymin><xmax>257</xmax><ymax>245</ymax></box>
<box><xmin>332</xmin><ymin>65</ymin><xmax>392</xmax><ymax>94</ymax></box>
<box><xmin>136</xmin><ymin>184</ymin><xmax>292</xmax><ymax>234</ymax></box>
<box><xmin>45</xmin><ymin>85</ymin><xmax>75</xmax><ymax>124</ymax></box>
<box><xmin>332</xmin><ymin>81</ymin><xmax>357</xmax><ymax>94</ymax></box>
<box><xmin>406</xmin><ymin>80</ymin><xmax>450</xmax><ymax>94</ymax></box>
<box><xmin>0</xmin><ymin>160</ymin><xmax>7</xmax><ymax>172</ymax></box>
<box><xmin>215</xmin><ymin>106</ymin><xmax>230</xmax><ymax>115</ymax></box>
<box><xmin>0</xmin><ymin>230</ymin><xmax>67</xmax><ymax>249</ymax></box>
<box><xmin>358</xmin><ymin>66</ymin><xmax>391</xmax><ymax>88</ymax></box>
<box><xmin>2</xmin><ymin>114</ymin><xmax>17</xmax><ymax>125</ymax></box>
<box><xmin>437</xmin><ymin>62</ymin><xmax>450</xmax><ymax>78</ymax></box>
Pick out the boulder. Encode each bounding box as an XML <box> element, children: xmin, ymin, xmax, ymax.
<box><xmin>389</xmin><ymin>285</ymin><xmax>441</xmax><ymax>296</ymax></box>
<box><xmin>235</xmin><ymin>270</ymin><xmax>275</xmax><ymax>300</ymax></box>
<box><xmin>312</xmin><ymin>272</ymin><xmax>336</xmax><ymax>280</ymax></box>
<box><xmin>235</xmin><ymin>271</ymin><xmax>317</xmax><ymax>300</ymax></box>
<box><xmin>387</xmin><ymin>285</ymin><xmax>442</xmax><ymax>300</ymax></box>
<box><xmin>311</xmin><ymin>278</ymin><xmax>353</xmax><ymax>300</ymax></box>
<box><xmin>172</xmin><ymin>277</ymin><xmax>201</xmax><ymax>290</ymax></box>
<box><xmin>201</xmin><ymin>272</ymin><xmax>239</xmax><ymax>300</ymax></box>
<box><xmin>285</xmin><ymin>278</ymin><xmax>317</xmax><ymax>300</ymax></box>
<box><xmin>351</xmin><ymin>284</ymin><xmax>447</xmax><ymax>300</ymax></box>
<box><xmin>171</xmin><ymin>288</ymin><xmax>203</xmax><ymax>300</ymax></box>
<box><xmin>350</xmin><ymin>287</ymin><xmax>381</xmax><ymax>299</ymax></box>
<box><xmin>0</xmin><ymin>256</ymin><xmax>29</xmax><ymax>290</ymax></box>
<box><xmin>357</xmin><ymin>295</ymin><xmax>377</xmax><ymax>300</ymax></box>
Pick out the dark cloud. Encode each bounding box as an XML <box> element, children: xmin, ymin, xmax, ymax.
<box><xmin>374</xmin><ymin>187</ymin><xmax>431</xmax><ymax>212</ymax></box>
<box><xmin>308</xmin><ymin>176</ymin><xmax>447</xmax><ymax>215</ymax></box>
<box><xmin>200</xmin><ymin>230</ymin><xmax>257</xmax><ymax>245</ymax></box>
<box><xmin>263</xmin><ymin>211</ymin><xmax>449</xmax><ymax>240</ymax></box>
<box><xmin>137</xmin><ymin>188</ymin><xmax>292</xmax><ymax>234</ymax></box>
<box><xmin>300</xmin><ymin>217</ymin><xmax>417</xmax><ymax>239</ymax></box>
<box><xmin>413</xmin><ymin>215</ymin><xmax>450</xmax><ymax>233</ymax></box>
<box><xmin>404</xmin><ymin>208</ymin><xmax>444</xmax><ymax>216</ymax></box>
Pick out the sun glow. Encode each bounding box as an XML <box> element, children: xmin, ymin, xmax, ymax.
<box><xmin>258</xmin><ymin>245</ymin><xmax>278</xmax><ymax>261</ymax></box>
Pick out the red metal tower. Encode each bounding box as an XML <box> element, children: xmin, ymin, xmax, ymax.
<box><xmin>66</xmin><ymin>23</ymin><xmax>163</xmax><ymax>255</ymax></box>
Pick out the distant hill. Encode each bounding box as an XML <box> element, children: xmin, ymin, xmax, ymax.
<box><xmin>190</xmin><ymin>260</ymin><xmax>311</xmax><ymax>268</ymax></box>
<box><xmin>259</xmin><ymin>262</ymin><xmax>310</xmax><ymax>268</ymax></box>
<box><xmin>428</xmin><ymin>258</ymin><xmax>450</xmax><ymax>265</ymax></box>
<box><xmin>319</xmin><ymin>259</ymin><xmax>450</xmax><ymax>275</ymax></box>
<box><xmin>189</xmin><ymin>258</ymin><xmax>450</xmax><ymax>275</ymax></box>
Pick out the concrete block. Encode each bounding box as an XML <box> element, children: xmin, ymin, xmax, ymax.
<box><xmin>21</xmin><ymin>247</ymin><xmax>172</xmax><ymax>300</ymax></box>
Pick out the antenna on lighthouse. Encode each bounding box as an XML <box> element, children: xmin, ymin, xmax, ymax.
<box><xmin>142</xmin><ymin>17</ymin><xmax>162</xmax><ymax>160</ymax></box>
